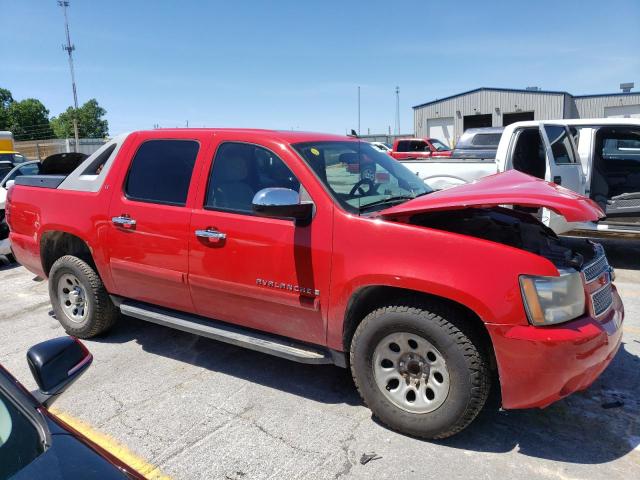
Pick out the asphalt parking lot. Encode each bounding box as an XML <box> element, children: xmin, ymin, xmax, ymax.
<box><xmin>1</xmin><ymin>239</ymin><xmax>639</xmax><ymax>480</ymax></box>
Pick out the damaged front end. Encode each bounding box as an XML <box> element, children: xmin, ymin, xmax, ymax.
<box><xmin>409</xmin><ymin>206</ymin><xmax>595</xmax><ymax>270</ymax></box>
<box><xmin>409</xmin><ymin>206</ymin><xmax>615</xmax><ymax>324</ymax></box>
<box><xmin>373</xmin><ymin>171</ymin><xmax>616</xmax><ymax>324</ymax></box>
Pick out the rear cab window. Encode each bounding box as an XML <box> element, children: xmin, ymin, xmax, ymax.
<box><xmin>471</xmin><ymin>133</ymin><xmax>501</xmax><ymax>147</ymax></box>
<box><xmin>125</xmin><ymin>140</ymin><xmax>199</xmax><ymax>206</ymax></box>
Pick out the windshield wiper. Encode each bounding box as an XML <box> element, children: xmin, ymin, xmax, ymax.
<box><xmin>358</xmin><ymin>195</ymin><xmax>416</xmax><ymax>211</ymax></box>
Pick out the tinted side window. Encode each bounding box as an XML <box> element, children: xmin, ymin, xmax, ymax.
<box><xmin>471</xmin><ymin>133</ymin><xmax>501</xmax><ymax>146</ymax></box>
<box><xmin>125</xmin><ymin>140</ymin><xmax>199</xmax><ymax>206</ymax></box>
<box><xmin>206</xmin><ymin>142</ymin><xmax>300</xmax><ymax>213</ymax></box>
<box><xmin>544</xmin><ymin>126</ymin><xmax>575</xmax><ymax>164</ymax></box>
<box><xmin>396</xmin><ymin>141</ymin><xmax>410</xmax><ymax>152</ymax></box>
<box><xmin>0</xmin><ymin>391</ymin><xmax>43</xmax><ymax>478</ymax></box>
<box><xmin>410</xmin><ymin>141</ymin><xmax>428</xmax><ymax>152</ymax></box>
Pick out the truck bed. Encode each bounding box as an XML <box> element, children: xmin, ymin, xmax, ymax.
<box><xmin>399</xmin><ymin>157</ymin><xmax>497</xmax><ymax>190</ymax></box>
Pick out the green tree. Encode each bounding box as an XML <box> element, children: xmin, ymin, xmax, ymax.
<box><xmin>0</xmin><ymin>88</ymin><xmax>15</xmax><ymax>130</ymax></box>
<box><xmin>7</xmin><ymin>98</ymin><xmax>53</xmax><ymax>140</ymax></box>
<box><xmin>51</xmin><ymin>99</ymin><xmax>109</xmax><ymax>139</ymax></box>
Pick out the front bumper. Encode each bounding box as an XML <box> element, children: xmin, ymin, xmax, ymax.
<box><xmin>487</xmin><ymin>286</ymin><xmax>624</xmax><ymax>409</ymax></box>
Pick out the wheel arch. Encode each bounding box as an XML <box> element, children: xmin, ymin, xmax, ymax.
<box><xmin>342</xmin><ymin>285</ymin><xmax>497</xmax><ymax>371</ymax></box>
<box><xmin>40</xmin><ymin>230</ymin><xmax>97</xmax><ymax>277</ymax></box>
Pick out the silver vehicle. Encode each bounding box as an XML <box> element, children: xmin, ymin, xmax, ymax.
<box><xmin>450</xmin><ymin>127</ymin><xmax>504</xmax><ymax>159</ymax></box>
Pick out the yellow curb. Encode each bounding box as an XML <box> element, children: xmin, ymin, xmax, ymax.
<box><xmin>49</xmin><ymin>407</ymin><xmax>171</xmax><ymax>480</ymax></box>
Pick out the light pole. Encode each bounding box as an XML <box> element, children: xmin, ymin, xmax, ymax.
<box><xmin>357</xmin><ymin>86</ymin><xmax>361</xmax><ymax>136</ymax></box>
<box><xmin>395</xmin><ymin>86</ymin><xmax>400</xmax><ymax>135</ymax></box>
<box><xmin>58</xmin><ymin>1</ymin><xmax>80</xmax><ymax>151</ymax></box>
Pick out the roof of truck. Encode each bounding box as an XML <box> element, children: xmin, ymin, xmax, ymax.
<box><xmin>504</xmin><ymin>118</ymin><xmax>640</xmax><ymax>129</ymax></box>
<box><xmin>140</xmin><ymin>128</ymin><xmax>355</xmax><ymax>143</ymax></box>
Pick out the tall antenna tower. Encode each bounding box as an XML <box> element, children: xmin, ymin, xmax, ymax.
<box><xmin>58</xmin><ymin>1</ymin><xmax>80</xmax><ymax>150</ymax></box>
<box><xmin>395</xmin><ymin>86</ymin><xmax>400</xmax><ymax>135</ymax></box>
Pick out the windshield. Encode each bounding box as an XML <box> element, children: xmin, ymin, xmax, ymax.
<box><xmin>430</xmin><ymin>139</ymin><xmax>451</xmax><ymax>151</ymax></box>
<box><xmin>293</xmin><ymin>141</ymin><xmax>432</xmax><ymax>213</ymax></box>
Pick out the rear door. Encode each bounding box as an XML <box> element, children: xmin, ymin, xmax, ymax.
<box><xmin>105</xmin><ymin>133</ymin><xmax>205</xmax><ymax>312</ymax></box>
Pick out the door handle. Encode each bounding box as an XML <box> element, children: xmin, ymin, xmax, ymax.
<box><xmin>195</xmin><ymin>229</ymin><xmax>226</xmax><ymax>243</ymax></box>
<box><xmin>553</xmin><ymin>176</ymin><xmax>562</xmax><ymax>185</ymax></box>
<box><xmin>112</xmin><ymin>215</ymin><xmax>136</xmax><ymax>229</ymax></box>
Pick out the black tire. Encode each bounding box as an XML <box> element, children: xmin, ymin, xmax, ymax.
<box><xmin>350</xmin><ymin>300</ymin><xmax>491</xmax><ymax>439</ymax></box>
<box><xmin>48</xmin><ymin>255</ymin><xmax>118</xmax><ymax>338</ymax></box>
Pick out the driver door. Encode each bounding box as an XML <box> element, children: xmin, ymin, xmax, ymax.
<box><xmin>539</xmin><ymin>123</ymin><xmax>587</xmax><ymax>232</ymax></box>
<box><xmin>187</xmin><ymin>133</ymin><xmax>333</xmax><ymax>346</ymax></box>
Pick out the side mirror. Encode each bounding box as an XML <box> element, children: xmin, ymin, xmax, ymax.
<box><xmin>26</xmin><ymin>336</ymin><xmax>92</xmax><ymax>407</ymax></box>
<box><xmin>252</xmin><ymin>188</ymin><xmax>313</xmax><ymax>226</ymax></box>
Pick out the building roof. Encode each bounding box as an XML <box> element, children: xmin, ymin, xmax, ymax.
<box><xmin>412</xmin><ymin>87</ymin><xmax>640</xmax><ymax>109</ymax></box>
<box><xmin>573</xmin><ymin>92</ymin><xmax>640</xmax><ymax>99</ymax></box>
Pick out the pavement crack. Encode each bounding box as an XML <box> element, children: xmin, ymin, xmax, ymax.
<box><xmin>244</xmin><ymin>416</ymin><xmax>325</xmax><ymax>456</ymax></box>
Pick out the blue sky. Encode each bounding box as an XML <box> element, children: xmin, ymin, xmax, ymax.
<box><xmin>2</xmin><ymin>0</ymin><xmax>639</xmax><ymax>136</ymax></box>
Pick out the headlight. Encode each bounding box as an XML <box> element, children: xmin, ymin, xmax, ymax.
<box><xmin>519</xmin><ymin>270</ymin><xmax>585</xmax><ymax>326</ymax></box>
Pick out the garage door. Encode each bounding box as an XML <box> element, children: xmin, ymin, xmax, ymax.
<box><xmin>604</xmin><ymin>104</ymin><xmax>640</xmax><ymax>118</ymax></box>
<box><xmin>427</xmin><ymin>117</ymin><xmax>454</xmax><ymax>147</ymax></box>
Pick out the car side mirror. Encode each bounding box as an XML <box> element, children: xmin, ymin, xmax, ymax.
<box><xmin>252</xmin><ymin>188</ymin><xmax>313</xmax><ymax>226</ymax></box>
<box><xmin>26</xmin><ymin>336</ymin><xmax>92</xmax><ymax>407</ymax></box>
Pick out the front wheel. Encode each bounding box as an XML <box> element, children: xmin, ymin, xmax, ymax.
<box><xmin>350</xmin><ymin>302</ymin><xmax>491</xmax><ymax>439</ymax></box>
<box><xmin>48</xmin><ymin>255</ymin><xmax>118</xmax><ymax>338</ymax></box>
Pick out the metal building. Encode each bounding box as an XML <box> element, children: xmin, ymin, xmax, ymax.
<box><xmin>413</xmin><ymin>87</ymin><xmax>640</xmax><ymax>146</ymax></box>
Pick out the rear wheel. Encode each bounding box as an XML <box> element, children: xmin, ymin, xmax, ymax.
<box><xmin>48</xmin><ymin>255</ymin><xmax>118</xmax><ymax>338</ymax></box>
<box><xmin>350</xmin><ymin>302</ymin><xmax>491</xmax><ymax>439</ymax></box>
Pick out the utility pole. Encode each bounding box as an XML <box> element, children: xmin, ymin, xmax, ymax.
<box><xmin>357</xmin><ymin>86</ymin><xmax>361</xmax><ymax>136</ymax></box>
<box><xmin>395</xmin><ymin>86</ymin><xmax>400</xmax><ymax>135</ymax></box>
<box><xmin>58</xmin><ymin>1</ymin><xmax>80</xmax><ymax>151</ymax></box>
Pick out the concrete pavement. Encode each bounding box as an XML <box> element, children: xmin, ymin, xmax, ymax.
<box><xmin>1</xmin><ymin>240</ymin><xmax>639</xmax><ymax>479</ymax></box>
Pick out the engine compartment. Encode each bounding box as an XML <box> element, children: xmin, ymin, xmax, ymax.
<box><xmin>409</xmin><ymin>207</ymin><xmax>596</xmax><ymax>269</ymax></box>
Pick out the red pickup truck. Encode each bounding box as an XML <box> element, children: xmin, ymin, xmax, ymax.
<box><xmin>389</xmin><ymin>137</ymin><xmax>453</xmax><ymax>160</ymax></box>
<box><xmin>6</xmin><ymin>129</ymin><xmax>623</xmax><ymax>439</ymax></box>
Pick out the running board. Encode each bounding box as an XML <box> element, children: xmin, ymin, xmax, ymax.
<box><xmin>119</xmin><ymin>302</ymin><xmax>335</xmax><ymax>365</ymax></box>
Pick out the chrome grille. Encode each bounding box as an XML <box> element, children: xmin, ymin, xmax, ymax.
<box><xmin>591</xmin><ymin>283</ymin><xmax>613</xmax><ymax>317</ymax></box>
<box><xmin>582</xmin><ymin>245</ymin><xmax>609</xmax><ymax>283</ymax></box>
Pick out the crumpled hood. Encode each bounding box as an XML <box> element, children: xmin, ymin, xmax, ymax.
<box><xmin>377</xmin><ymin>170</ymin><xmax>604</xmax><ymax>222</ymax></box>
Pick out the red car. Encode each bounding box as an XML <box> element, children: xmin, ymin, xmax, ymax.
<box><xmin>389</xmin><ymin>137</ymin><xmax>452</xmax><ymax>160</ymax></box>
<box><xmin>6</xmin><ymin>129</ymin><xmax>623</xmax><ymax>439</ymax></box>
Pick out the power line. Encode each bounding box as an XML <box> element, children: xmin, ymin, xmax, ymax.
<box><xmin>58</xmin><ymin>0</ymin><xmax>80</xmax><ymax>150</ymax></box>
<box><xmin>13</xmin><ymin>126</ymin><xmax>56</xmax><ymax>133</ymax></box>
<box><xmin>10</xmin><ymin>124</ymin><xmax>56</xmax><ymax>132</ymax></box>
